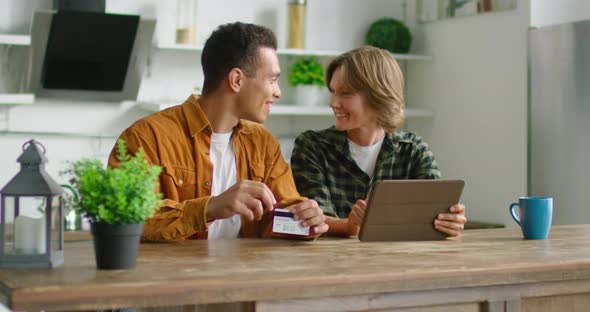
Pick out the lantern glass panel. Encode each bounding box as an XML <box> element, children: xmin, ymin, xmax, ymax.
<box><xmin>2</xmin><ymin>196</ymin><xmax>16</xmax><ymax>255</ymax></box>
<box><xmin>14</xmin><ymin>196</ymin><xmax>47</xmax><ymax>255</ymax></box>
<box><xmin>50</xmin><ymin>195</ymin><xmax>62</xmax><ymax>252</ymax></box>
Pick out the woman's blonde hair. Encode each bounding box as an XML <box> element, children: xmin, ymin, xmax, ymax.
<box><xmin>326</xmin><ymin>46</ymin><xmax>405</xmax><ymax>133</ymax></box>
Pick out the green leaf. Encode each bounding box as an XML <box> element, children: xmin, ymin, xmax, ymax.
<box><xmin>288</xmin><ymin>57</ymin><xmax>325</xmax><ymax>87</ymax></box>
<box><xmin>365</xmin><ymin>17</ymin><xmax>412</xmax><ymax>54</ymax></box>
<box><xmin>65</xmin><ymin>140</ymin><xmax>162</xmax><ymax>224</ymax></box>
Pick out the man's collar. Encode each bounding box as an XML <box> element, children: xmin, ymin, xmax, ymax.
<box><xmin>182</xmin><ymin>94</ymin><xmax>252</xmax><ymax>137</ymax></box>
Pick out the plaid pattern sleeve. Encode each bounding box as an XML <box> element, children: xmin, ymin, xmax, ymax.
<box><xmin>291</xmin><ymin>131</ymin><xmax>339</xmax><ymax>217</ymax></box>
<box><xmin>407</xmin><ymin>135</ymin><xmax>441</xmax><ymax>179</ymax></box>
<box><xmin>291</xmin><ymin>128</ymin><xmax>442</xmax><ymax>219</ymax></box>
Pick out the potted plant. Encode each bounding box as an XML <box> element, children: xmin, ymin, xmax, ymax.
<box><xmin>365</xmin><ymin>17</ymin><xmax>412</xmax><ymax>54</ymax></box>
<box><xmin>288</xmin><ymin>57</ymin><xmax>326</xmax><ymax>106</ymax></box>
<box><xmin>66</xmin><ymin>139</ymin><xmax>161</xmax><ymax>270</ymax></box>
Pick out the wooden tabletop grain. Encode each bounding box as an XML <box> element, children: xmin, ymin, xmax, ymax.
<box><xmin>2</xmin><ymin>225</ymin><xmax>590</xmax><ymax>311</ymax></box>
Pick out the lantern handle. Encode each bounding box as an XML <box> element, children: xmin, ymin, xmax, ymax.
<box><xmin>22</xmin><ymin>139</ymin><xmax>46</xmax><ymax>154</ymax></box>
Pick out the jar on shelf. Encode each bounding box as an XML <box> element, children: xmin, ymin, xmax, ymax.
<box><xmin>175</xmin><ymin>0</ymin><xmax>197</xmax><ymax>44</ymax></box>
<box><xmin>288</xmin><ymin>0</ymin><xmax>306</xmax><ymax>49</ymax></box>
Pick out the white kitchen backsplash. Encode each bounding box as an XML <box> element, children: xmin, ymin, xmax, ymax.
<box><xmin>0</xmin><ymin>45</ymin><xmax>28</xmax><ymax>93</ymax></box>
<box><xmin>0</xmin><ymin>0</ymin><xmax>52</xmax><ymax>35</ymax></box>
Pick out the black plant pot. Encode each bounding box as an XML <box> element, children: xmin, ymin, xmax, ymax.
<box><xmin>90</xmin><ymin>223</ymin><xmax>143</xmax><ymax>270</ymax></box>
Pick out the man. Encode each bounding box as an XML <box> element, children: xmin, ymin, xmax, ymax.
<box><xmin>109</xmin><ymin>22</ymin><xmax>328</xmax><ymax>241</ymax></box>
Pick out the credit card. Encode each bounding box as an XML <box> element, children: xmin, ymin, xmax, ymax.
<box><xmin>272</xmin><ymin>208</ymin><xmax>310</xmax><ymax>236</ymax></box>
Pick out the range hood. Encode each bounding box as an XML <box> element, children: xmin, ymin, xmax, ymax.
<box><xmin>28</xmin><ymin>10</ymin><xmax>155</xmax><ymax>102</ymax></box>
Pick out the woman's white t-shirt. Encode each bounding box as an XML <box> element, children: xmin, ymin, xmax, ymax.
<box><xmin>347</xmin><ymin>136</ymin><xmax>385</xmax><ymax>177</ymax></box>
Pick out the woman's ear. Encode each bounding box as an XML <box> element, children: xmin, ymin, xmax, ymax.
<box><xmin>228</xmin><ymin>68</ymin><xmax>244</xmax><ymax>93</ymax></box>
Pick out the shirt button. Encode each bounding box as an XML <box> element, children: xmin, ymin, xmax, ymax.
<box><xmin>178</xmin><ymin>179</ymin><xmax>184</xmax><ymax>186</ymax></box>
<box><xmin>205</xmin><ymin>181</ymin><xmax>210</xmax><ymax>186</ymax></box>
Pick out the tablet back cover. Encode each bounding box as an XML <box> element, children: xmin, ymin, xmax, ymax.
<box><xmin>359</xmin><ymin>179</ymin><xmax>464</xmax><ymax>242</ymax></box>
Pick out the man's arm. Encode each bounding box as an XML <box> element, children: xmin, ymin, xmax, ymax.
<box><xmin>108</xmin><ymin>128</ymin><xmax>210</xmax><ymax>241</ymax></box>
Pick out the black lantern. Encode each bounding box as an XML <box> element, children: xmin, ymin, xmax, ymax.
<box><xmin>0</xmin><ymin>140</ymin><xmax>64</xmax><ymax>268</ymax></box>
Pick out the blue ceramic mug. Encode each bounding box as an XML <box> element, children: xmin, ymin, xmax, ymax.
<box><xmin>509</xmin><ymin>196</ymin><xmax>553</xmax><ymax>239</ymax></box>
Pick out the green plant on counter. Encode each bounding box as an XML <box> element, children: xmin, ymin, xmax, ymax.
<box><xmin>288</xmin><ymin>57</ymin><xmax>325</xmax><ymax>87</ymax></box>
<box><xmin>365</xmin><ymin>17</ymin><xmax>412</xmax><ymax>54</ymax></box>
<box><xmin>65</xmin><ymin>139</ymin><xmax>162</xmax><ymax>224</ymax></box>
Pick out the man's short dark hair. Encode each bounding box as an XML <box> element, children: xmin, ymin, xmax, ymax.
<box><xmin>201</xmin><ymin>22</ymin><xmax>277</xmax><ymax>95</ymax></box>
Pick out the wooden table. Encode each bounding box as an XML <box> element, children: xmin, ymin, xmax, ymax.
<box><xmin>2</xmin><ymin>225</ymin><xmax>590</xmax><ymax>312</ymax></box>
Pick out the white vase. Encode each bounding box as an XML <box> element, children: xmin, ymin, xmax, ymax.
<box><xmin>293</xmin><ymin>85</ymin><xmax>325</xmax><ymax>106</ymax></box>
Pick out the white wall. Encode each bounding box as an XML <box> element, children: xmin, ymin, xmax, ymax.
<box><xmin>0</xmin><ymin>0</ymin><xmax>411</xmax><ymax>188</ymax></box>
<box><xmin>406</xmin><ymin>0</ymin><xmax>530</xmax><ymax>227</ymax></box>
<box><xmin>107</xmin><ymin>0</ymin><xmax>409</xmax><ymax>50</ymax></box>
<box><xmin>531</xmin><ymin>0</ymin><xmax>590</xmax><ymax>28</ymax></box>
<box><xmin>0</xmin><ymin>0</ymin><xmax>52</xmax><ymax>34</ymax></box>
<box><xmin>4</xmin><ymin>0</ymin><xmax>564</xmax><ymax>229</ymax></box>
<box><xmin>128</xmin><ymin>0</ymin><xmax>409</xmax><ymax>109</ymax></box>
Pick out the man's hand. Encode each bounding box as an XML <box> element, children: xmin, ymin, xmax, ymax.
<box><xmin>347</xmin><ymin>199</ymin><xmax>367</xmax><ymax>236</ymax></box>
<box><xmin>206</xmin><ymin>180</ymin><xmax>276</xmax><ymax>221</ymax></box>
<box><xmin>434</xmin><ymin>204</ymin><xmax>466</xmax><ymax>237</ymax></box>
<box><xmin>290</xmin><ymin>199</ymin><xmax>329</xmax><ymax>235</ymax></box>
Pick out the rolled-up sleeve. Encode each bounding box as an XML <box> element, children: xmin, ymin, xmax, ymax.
<box><xmin>108</xmin><ymin>127</ymin><xmax>211</xmax><ymax>241</ymax></box>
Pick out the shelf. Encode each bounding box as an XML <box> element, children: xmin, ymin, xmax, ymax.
<box><xmin>136</xmin><ymin>101</ymin><xmax>434</xmax><ymax>118</ymax></box>
<box><xmin>271</xmin><ymin>105</ymin><xmax>333</xmax><ymax>116</ymax></box>
<box><xmin>155</xmin><ymin>43</ymin><xmax>203</xmax><ymax>51</ymax></box>
<box><xmin>270</xmin><ymin>105</ymin><xmax>434</xmax><ymax>118</ymax></box>
<box><xmin>136</xmin><ymin>100</ymin><xmax>180</xmax><ymax>112</ymax></box>
<box><xmin>0</xmin><ymin>130</ymin><xmax>118</xmax><ymax>139</ymax></box>
<box><xmin>0</xmin><ymin>37</ymin><xmax>432</xmax><ymax>60</ymax></box>
<box><xmin>388</xmin><ymin>53</ymin><xmax>433</xmax><ymax>61</ymax></box>
<box><xmin>404</xmin><ymin>108</ymin><xmax>435</xmax><ymax>118</ymax></box>
<box><xmin>0</xmin><ymin>94</ymin><xmax>35</xmax><ymax>105</ymax></box>
<box><xmin>155</xmin><ymin>43</ymin><xmax>432</xmax><ymax>61</ymax></box>
<box><xmin>0</xmin><ymin>35</ymin><xmax>31</xmax><ymax>46</ymax></box>
<box><xmin>277</xmin><ymin>49</ymin><xmax>432</xmax><ymax>60</ymax></box>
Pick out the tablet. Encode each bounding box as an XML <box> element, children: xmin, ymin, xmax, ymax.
<box><xmin>358</xmin><ymin>179</ymin><xmax>465</xmax><ymax>242</ymax></box>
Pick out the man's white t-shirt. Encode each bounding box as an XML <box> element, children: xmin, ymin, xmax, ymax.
<box><xmin>207</xmin><ymin>132</ymin><xmax>240</xmax><ymax>240</ymax></box>
<box><xmin>347</xmin><ymin>136</ymin><xmax>385</xmax><ymax>177</ymax></box>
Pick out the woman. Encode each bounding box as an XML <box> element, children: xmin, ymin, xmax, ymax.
<box><xmin>291</xmin><ymin>46</ymin><xmax>466</xmax><ymax>237</ymax></box>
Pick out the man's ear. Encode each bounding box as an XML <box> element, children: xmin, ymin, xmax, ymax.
<box><xmin>228</xmin><ymin>68</ymin><xmax>244</xmax><ymax>92</ymax></box>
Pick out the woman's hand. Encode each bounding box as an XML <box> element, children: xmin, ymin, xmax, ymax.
<box><xmin>434</xmin><ymin>204</ymin><xmax>466</xmax><ymax>237</ymax></box>
<box><xmin>347</xmin><ymin>199</ymin><xmax>367</xmax><ymax>236</ymax></box>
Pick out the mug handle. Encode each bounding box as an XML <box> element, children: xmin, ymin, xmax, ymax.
<box><xmin>509</xmin><ymin>203</ymin><xmax>521</xmax><ymax>225</ymax></box>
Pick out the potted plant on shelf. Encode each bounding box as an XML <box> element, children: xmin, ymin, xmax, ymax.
<box><xmin>288</xmin><ymin>57</ymin><xmax>326</xmax><ymax>106</ymax></box>
<box><xmin>66</xmin><ymin>139</ymin><xmax>161</xmax><ymax>270</ymax></box>
<box><xmin>365</xmin><ymin>17</ymin><xmax>412</xmax><ymax>54</ymax></box>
